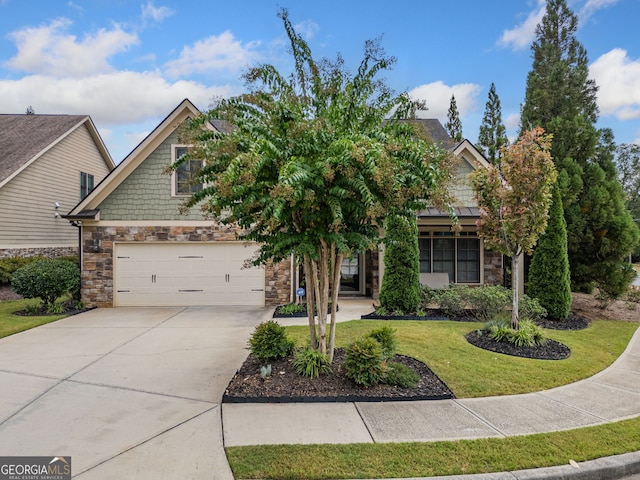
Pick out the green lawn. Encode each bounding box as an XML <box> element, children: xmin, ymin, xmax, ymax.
<box><xmin>0</xmin><ymin>298</ymin><xmax>67</xmax><ymax>338</ymax></box>
<box><xmin>226</xmin><ymin>318</ymin><xmax>639</xmax><ymax>479</ymax></box>
<box><xmin>227</xmin><ymin>417</ymin><xmax>640</xmax><ymax>479</ymax></box>
<box><xmin>286</xmin><ymin>319</ymin><xmax>637</xmax><ymax>397</ymax></box>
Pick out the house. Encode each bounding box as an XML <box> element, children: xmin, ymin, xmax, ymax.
<box><xmin>66</xmin><ymin>99</ymin><xmax>502</xmax><ymax>308</ymax></box>
<box><xmin>0</xmin><ymin>114</ymin><xmax>114</xmax><ymax>259</ymax></box>
<box><xmin>65</xmin><ymin>99</ymin><xmax>292</xmax><ymax>308</ymax></box>
<box><xmin>355</xmin><ymin>120</ymin><xmax>504</xmax><ymax>298</ymax></box>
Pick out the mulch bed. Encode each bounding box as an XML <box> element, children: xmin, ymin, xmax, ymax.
<box><xmin>465</xmin><ymin>331</ymin><xmax>572</xmax><ymax>360</ymax></box>
<box><xmin>223</xmin><ymin>348</ymin><xmax>454</xmax><ymax>403</ymax></box>
<box><xmin>536</xmin><ymin>312</ymin><xmax>590</xmax><ymax>330</ymax></box>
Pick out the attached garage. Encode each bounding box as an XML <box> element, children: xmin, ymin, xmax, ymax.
<box><xmin>114</xmin><ymin>242</ymin><xmax>265</xmax><ymax>307</ymax></box>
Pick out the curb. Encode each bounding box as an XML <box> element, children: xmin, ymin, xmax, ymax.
<box><xmin>377</xmin><ymin>450</ymin><xmax>640</xmax><ymax>480</ymax></box>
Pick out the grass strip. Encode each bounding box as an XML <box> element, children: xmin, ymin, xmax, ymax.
<box><xmin>0</xmin><ymin>298</ymin><xmax>67</xmax><ymax>338</ymax></box>
<box><xmin>227</xmin><ymin>416</ymin><xmax>640</xmax><ymax>479</ymax></box>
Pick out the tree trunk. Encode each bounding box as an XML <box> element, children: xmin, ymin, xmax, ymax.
<box><xmin>328</xmin><ymin>244</ymin><xmax>342</xmax><ymax>362</ymax></box>
<box><xmin>511</xmin><ymin>252</ymin><xmax>520</xmax><ymax>330</ymax></box>
<box><xmin>303</xmin><ymin>254</ymin><xmax>317</xmax><ymax>349</ymax></box>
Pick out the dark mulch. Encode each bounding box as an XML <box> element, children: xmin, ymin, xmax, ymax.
<box><xmin>536</xmin><ymin>312</ymin><xmax>590</xmax><ymax>330</ymax></box>
<box><xmin>12</xmin><ymin>299</ymin><xmax>93</xmax><ymax>317</ymax></box>
<box><xmin>465</xmin><ymin>330</ymin><xmax>571</xmax><ymax>360</ymax></box>
<box><xmin>223</xmin><ymin>348</ymin><xmax>454</xmax><ymax>403</ymax></box>
<box><xmin>360</xmin><ymin>309</ymin><xmax>475</xmax><ymax>322</ymax></box>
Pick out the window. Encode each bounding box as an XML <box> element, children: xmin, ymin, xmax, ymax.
<box><xmin>418</xmin><ymin>232</ymin><xmax>480</xmax><ymax>283</ymax></box>
<box><xmin>80</xmin><ymin>172</ymin><xmax>94</xmax><ymax>200</ymax></box>
<box><xmin>172</xmin><ymin>146</ymin><xmax>203</xmax><ymax>196</ymax></box>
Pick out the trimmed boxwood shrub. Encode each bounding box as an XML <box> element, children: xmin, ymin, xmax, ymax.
<box><xmin>248</xmin><ymin>320</ymin><xmax>294</xmax><ymax>363</ymax></box>
<box><xmin>528</xmin><ymin>184</ymin><xmax>572</xmax><ymax>320</ymax></box>
<box><xmin>11</xmin><ymin>259</ymin><xmax>79</xmax><ymax>309</ymax></box>
<box><xmin>379</xmin><ymin>215</ymin><xmax>421</xmax><ymax>313</ymax></box>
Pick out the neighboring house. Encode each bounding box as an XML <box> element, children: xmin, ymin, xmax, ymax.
<box><xmin>66</xmin><ymin>99</ymin><xmax>501</xmax><ymax>309</ymax></box>
<box><xmin>0</xmin><ymin>114</ymin><xmax>114</xmax><ymax>259</ymax></box>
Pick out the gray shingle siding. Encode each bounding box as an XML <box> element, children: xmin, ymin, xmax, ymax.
<box><xmin>98</xmin><ymin>131</ymin><xmax>205</xmax><ymax>221</ymax></box>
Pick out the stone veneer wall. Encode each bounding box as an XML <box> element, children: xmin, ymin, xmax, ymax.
<box><xmin>483</xmin><ymin>249</ymin><xmax>504</xmax><ymax>286</ymax></box>
<box><xmin>0</xmin><ymin>247</ymin><xmax>78</xmax><ymax>259</ymax></box>
<box><xmin>81</xmin><ymin>225</ymin><xmax>291</xmax><ymax>307</ymax></box>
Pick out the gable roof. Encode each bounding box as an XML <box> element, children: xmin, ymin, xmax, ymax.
<box><xmin>0</xmin><ymin>114</ymin><xmax>114</xmax><ymax>188</ymax></box>
<box><xmin>67</xmin><ymin>98</ymin><xmax>213</xmax><ymax>218</ymax></box>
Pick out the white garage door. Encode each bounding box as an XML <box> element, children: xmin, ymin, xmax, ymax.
<box><xmin>114</xmin><ymin>243</ymin><xmax>265</xmax><ymax>306</ymax></box>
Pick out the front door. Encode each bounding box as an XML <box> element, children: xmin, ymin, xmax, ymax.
<box><xmin>339</xmin><ymin>255</ymin><xmax>363</xmax><ymax>294</ymax></box>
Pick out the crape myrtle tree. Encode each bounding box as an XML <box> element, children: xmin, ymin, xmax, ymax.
<box><xmin>520</xmin><ymin>0</ymin><xmax>639</xmax><ymax>292</ymax></box>
<box><xmin>477</xmin><ymin>82</ymin><xmax>508</xmax><ymax>166</ymax></box>
<box><xmin>445</xmin><ymin>95</ymin><xmax>463</xmax><ymax>142</ymax></box>
<box><xmin>471</xmin><ymin>128</ymin><xmax>557</xmax><ymax>329</ymax></box>
<box><xmin>528</xmin><ymin>183</ymin><xmax>572</xmax><ymax>320</ymax></box>
<box><xmin>175</xmin><ymin>10</ymin><xmax>454</xmax><ymax>361</ymax></box>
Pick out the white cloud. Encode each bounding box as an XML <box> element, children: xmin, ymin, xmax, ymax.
<box><xmin>163</xmin><ymin>31</ymin><xmax>261</xmax><ymax>78</ymax></box>
<box><xmin>0</xmin><ymin>71</ymin><xmax>238</xmax><ymax>124</ymax></box>
<box><xmin>504</xmin><ymin>112</ymin><xmax>521</xmax><ymax>130</ymax></box>
<box><xmin>4</xmin><ymin>18</ymin><xmax>138</xmax><ymax>77</ymax></box>
<box><xmin>590</xmin><ymin>48</ymin><xmax>640</xmax><ymax>120</ymax></box>
<box><xmin>497</xmin><ymin>0</ymin><xmax>546</xmax><ymax>51</ymax></box>
<box><xmin>579</xmin><ymin>0</ymin><xmax>620</xmax><ymax>21</ymax></box>
<box><xmin>141</xmin><ymin>2</ymin><xmax>174</xmax><ymax>25</ymax></box>
<box><xmin>294</xmin><ymin>20</ymin><xmax>320</xmax><ymax>41</ymax></box>
<box><xmin>409</xmin><ymin>81</ymin><xmax>481</xmax><ymax>120</ymax></box>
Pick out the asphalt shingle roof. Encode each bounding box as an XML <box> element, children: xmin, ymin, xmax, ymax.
<box><xmin>0</xmin><ymin>114</ymin><xmax>87</xmax><ymax>184</ymax></box>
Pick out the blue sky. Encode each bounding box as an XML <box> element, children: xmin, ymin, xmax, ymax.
<box><xmin>1</xmin><ymin>0</ymin><xmax>639</xmax><ymax>163</ymax></box>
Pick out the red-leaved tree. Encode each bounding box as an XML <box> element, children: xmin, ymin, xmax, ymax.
<box><xmin>470</xmin><ymin>127</ymin><xmax>557</xmax><ymax>329</ymax></box>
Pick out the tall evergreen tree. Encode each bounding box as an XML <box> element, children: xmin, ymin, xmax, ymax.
<box><xmin>520</xmin><ymin>0</ymin><xmax>639</xmax><ymax>291</ymax></box>
<box><xmin>379</xmin><ymin>215</ymin><xmax>421</xmax><ymax>314</ymax></box>
<box><xmin>528</xmin><ymin>183</ymin><xmax>571</xmax><ymax>320</ymax></box>
<box><xmin>445</xmin><ymin>95</ymin><xmax>463</xmax><ymax>142</ymax></box>
<box><xmin>477</xmin><ymin>83</ymin><xmax>508</xmax><ymax>165</ymax></box>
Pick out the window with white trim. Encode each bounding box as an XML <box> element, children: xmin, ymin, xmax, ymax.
<box><xmin>419</xmin><ymin>231</ymin><xmax>480</xmax><ymax>283</ymax></box>
<box><xmin>172</xmin><ymin>145</ymin><xmax>203</xmax><ymax>196</ymax></box>
<box><xmin>80</xmin><ymin>172</ymin><xmax>94</xmax><ymax>200</ymax></box>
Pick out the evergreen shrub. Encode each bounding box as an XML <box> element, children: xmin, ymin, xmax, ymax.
<box><xmin>344</xmin><ymin>337</ymin><xmax>385</xmax><ymax>387</ymax></box>
<box><xmin>528</xmin><ymin>184</ymin><xmax>572</xmax><ymax>320</ymax></box>
<box><xmin>366</xmin><ymin>325</ymin><xmax>398</xmax><ymax>360</ymax></box>
<box><xmin>384</xmin><ymin>362</ymin><xmax>419</xmax><ymax>388</ymax></box>
<box><xmin>379</xmin><ymin>215</ymin><xmax>421</xmax><ymax>313</ymax></box>
<box><xmin>248</xmin><ymin>320</ymin><xmax>294</xmax><ymax>363</ymax></box>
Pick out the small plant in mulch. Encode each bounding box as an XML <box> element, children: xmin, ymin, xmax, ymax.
<box><xmin>273</xmin><ymin>302</ymin><xmax>337</xmax><ymax>318</ymax></box>
<box><xmin>466</xmin><ymin>317</ymin><xmax>571</xmax><ymax>360</ymax></box>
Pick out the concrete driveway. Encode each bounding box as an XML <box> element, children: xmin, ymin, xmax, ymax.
<box><xmin>0</xmin><ymin>306</ymin><xmax>271</xmax><ymax>479</ymax></box>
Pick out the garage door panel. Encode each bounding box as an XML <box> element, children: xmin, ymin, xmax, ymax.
<box><xmin>114</xmin><ymin>243</ymin><xmax>265</xmax><ymax>307</ymax></box>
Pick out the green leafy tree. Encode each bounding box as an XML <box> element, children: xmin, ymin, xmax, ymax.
<box><xmin>445</xmin><ymin>95</ymin><xmax>463</xmax><ymax>142</ymax></box>
<box><xmin>528</xmin><ymin>183</ymin><xmax>571</xmax><ymax>320</ymax></box>
<box><xmin>379</xmin><ymin>215</ymin><xmax>421</xmax><ymax>313</ymax></box>
<box><xmin>477</xmin><ymin>83</ymin><xmax>508</xmax><ymax>165</ymax></box>
<box><xmin>471</xmin><ymin>128</ymin><xmax>557</xmax><ymax>329</ymax></box>
<box><xmin>615</xmin><ymin>143</ymin><xmax>640</xmax><ymax>258</ymax></box>
<box><xmin>175</xmin><ymin>10</ymin><xmax>453</xmax><ymax>361</ymax></box>
<box><xmin>520</xmin><ymin>0</ymin><xmax>639</xmax><ymax>291</ymax></box>
<box><xmin>570</xmin><ymin>129</ymin><xmax>639</xmax><ymax>293</ymax></box>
